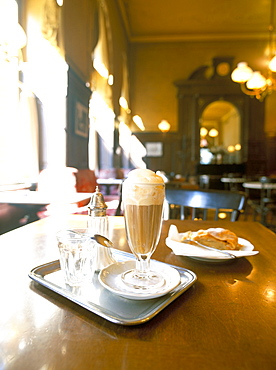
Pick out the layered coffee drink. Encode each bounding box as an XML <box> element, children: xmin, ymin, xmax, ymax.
<box><xmin>122</xmin><ymin>169</ymin><xmax>165</xmax><ymax>289</ymax></box>
<box><xmin>124</xmin><ymin>203</ymin><xmax>163</xmax><ymax>256</ymax></box>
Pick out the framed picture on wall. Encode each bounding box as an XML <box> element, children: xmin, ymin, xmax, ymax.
<box><xmin>75</xmin><ymin>101</ymin><xmax>89</xmax><ymax>138</ymax></box>
<box><xmin>145</xmin><ymin>142</ymin><xmax>163</xmax><ymax>157</ymax></box>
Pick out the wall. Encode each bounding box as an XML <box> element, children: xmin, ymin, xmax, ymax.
<box><xmin>265</xmin><ymin>96</ymin><xmax>276</xmax><ymax>137</ymax></box>
<box><xmin>129</xmin><ymin>39</ymin><xmax>276</xmax><ymax>136</ymax></box>
<box><xmin>129</xmin><ymin>38</ymin><xmax>276</xmax><ymax>175</ymax></box>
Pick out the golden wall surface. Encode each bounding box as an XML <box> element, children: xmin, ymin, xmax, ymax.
<box><xmin>130</xmin><ymin>39</ymin><xmax>276</xmax><ymax>135</ymax></box>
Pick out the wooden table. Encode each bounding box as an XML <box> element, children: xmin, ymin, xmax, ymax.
<box><xmin>0</xmin><ymin>191</ymin><xmax>92</xmax><ymax>230</ymax></box>
<box><xmin>0</xmin><ymin>215</ymin><xmax>275</xmax><ymax>369</ymax></box>
<box><xmin>243</xmin><ymin>181</ymin><xmax>276</xmax><ymax>190</ymax></box>
<box><xmin>221</xmin><ymin>177</ymin><xmax>247</xmax><ymax>191</ymax></box>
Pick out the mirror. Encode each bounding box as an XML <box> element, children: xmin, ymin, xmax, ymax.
<box><xmin>199</xmin><ymin>101</ymin><xmax>242</xmax><ymax>165</ymax></box>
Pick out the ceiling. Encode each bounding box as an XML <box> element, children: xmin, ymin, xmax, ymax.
<box><xmin>116</xmin><ymin>0</ymin><xmax>273</xmax><ymax>43</ymax></box>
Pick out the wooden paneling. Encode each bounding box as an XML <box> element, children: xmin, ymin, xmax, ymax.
<box><xmin>174</xmin><ymin>63</ymin><xmax>266</xmax><ymax>177</ymax></box>
<box><xmin>135</xmin><ymin>132</ymin><xmax>183</xmax><ymax>175</ymax></box>
<box><xmin>66</xmin><ymin>68</ymin><xmax>92</xmax><ymax>169</ymax></box>
<box><xmin>266</xmin><ymin>136</ymin><xmax>276</xmax><ymax>175</ymax></box>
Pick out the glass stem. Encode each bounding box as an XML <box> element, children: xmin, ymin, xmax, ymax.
<box><xmin>136</xmin><ymin>256</ymin><xmax>150</xmax><ymax>276</ymax></box>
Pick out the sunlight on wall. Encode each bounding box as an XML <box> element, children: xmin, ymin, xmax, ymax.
<box><xmin>90</xmin><ymin>91</ymin><xmax>115</xmax><ymax>147</ymax></box>
<box><xmin>129</xmin><ymin>135</ymin><xmax>147</xmax><ymax>169</ymax></box>
<box><xmin>119</xmin><ymin>121</ymin><xmax>132</xmax><ymax>157</ymax></box>
<box><xmin>93</xmin><ymin>56</ymin><xmax>109</xmax><ymax>79</ymax></box>
<box><xmin>132</xmin><ymin>115</ymin><xmax>145</xmax><ymax>131</ymax></box>
<box><xmin>119</xmin><ymin>120</ymin><xmax>147</xmax><ymax>169</ymax></box>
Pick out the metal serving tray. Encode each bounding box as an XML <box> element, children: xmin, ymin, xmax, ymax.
<box><xmin>29</xmin><ymin>250</ymin><xmax>197</xmax><ymax>326</ymax></box>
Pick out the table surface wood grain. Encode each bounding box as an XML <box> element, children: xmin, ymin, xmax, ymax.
<box><xmin>0</xmin><ymin>215</ymin><xmax>275</xmax><ymax>370</ymax></box>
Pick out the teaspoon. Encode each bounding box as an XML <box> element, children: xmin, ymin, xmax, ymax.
<box><xmin>66</xmin><ymin>230</ymin><xmax>113</xmax><ymax>248</ymax></box>
<box><xmin>92</xmin><ymin>234</ymin><xmax>113</xmax><ymax>248</ymax></box>
<box><xmin>184</xmin><ymin>238</ymin><xmax>236</xmax><ymax>259</ymax></box>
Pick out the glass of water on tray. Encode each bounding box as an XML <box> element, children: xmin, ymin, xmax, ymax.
<box><xmin>56</xmin><ymin>229</ymin><xmax>94</xmax><ymax>286</ymax></box>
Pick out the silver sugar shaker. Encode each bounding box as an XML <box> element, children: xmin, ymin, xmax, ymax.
<box><xmin>87</xmin><ymin>186</ymin><xmax>116</xmax><ymax>271</ymax></box>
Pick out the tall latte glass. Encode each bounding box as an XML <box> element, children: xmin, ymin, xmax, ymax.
<box><xmin>122</xmin><ymin>169</ymin><xmax>165</xmax><ymax>290</ymax></box>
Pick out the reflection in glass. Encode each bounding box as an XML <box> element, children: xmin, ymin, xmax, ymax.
<box><xmin>199</xmin><ymin>101</ymin><xmax>241</xmax><ymax>164</ymax></box>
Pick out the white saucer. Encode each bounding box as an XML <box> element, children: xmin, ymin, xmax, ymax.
<box><xmin>98</xmin><ymin>260</ymin><xmax>181</xmax><ymax>300</ymax></box>
<box><xmin>166</xmin><ymin>225</ymin><xmax>259</xmax><ymax>263</ymax></box>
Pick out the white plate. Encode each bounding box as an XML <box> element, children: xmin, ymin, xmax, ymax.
<box><xmin>166</xmin><ymin>225</ymin><xmax>259</xmax><ymax>263</ymax></box>
<box><xmin>98</xmin><ymin>260</ymin><xmax>181</xmax><ymax>300</ymax></box>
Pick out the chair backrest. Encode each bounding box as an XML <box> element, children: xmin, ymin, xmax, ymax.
<box><xmin>74</xmin><ymin>169</ymin><xmax>97</xmax><ymax>207</ymax></box>
<box><xmin>259</xmin><ymin>176</ymin><xmax>276</xmax><ymax>205</ymax></box>
<box><xmin>165</xmin><ymin>188</ymin><xmax>247</xmax><ymax>221</ymax></box>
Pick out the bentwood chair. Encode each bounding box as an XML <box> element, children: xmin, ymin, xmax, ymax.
<box><xmin>249</xmin><ymin>176</ymin><xmax>276</xmax><ymax>228</ymax></box>
<box><xmin>165</xmin><ymin>188</ymin><xmax>247</xmax><ymax>221</ymax></box>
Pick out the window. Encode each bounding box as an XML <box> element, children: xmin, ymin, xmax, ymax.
<box><xmin>0</xmin><ymin>0</ymin><xmax>68</xmax><ymax>185</ymax></box>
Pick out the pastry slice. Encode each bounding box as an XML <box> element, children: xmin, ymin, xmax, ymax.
<box><xmin>181</xmin><ymin>228</ymin><xmax>242</xmax><ymax>250</ymax></box>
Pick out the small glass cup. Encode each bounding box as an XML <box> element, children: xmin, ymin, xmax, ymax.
<box><xmin>56</xmin><ymin>229</ymin><xmax>94</xmax><ymax>286</ymax></box>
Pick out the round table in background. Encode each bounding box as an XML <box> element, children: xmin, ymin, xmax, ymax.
<box><xmin>242</xmin><ymin>181</ymin><xmax>276</xmax><ymax>190</ymax></box>
<box><xmin>220</xmin><ymin>177</ymin><xmax>247</xmax><ymax>191</ymax></box>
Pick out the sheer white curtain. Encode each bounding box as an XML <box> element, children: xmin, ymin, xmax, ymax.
<box><xmin>0</xmin><ymin>0</ymin><xmax>36</xmax><ymax>184</ymax></box>
<box><xmin>0</xmin><ymin>58</ymin><xmax>24</xmax><ymax>184</ymax></box>
<box><xmin>0</xmin><ymin>0</ymin><xmax>68</xmax><ymax>185</ymax></box>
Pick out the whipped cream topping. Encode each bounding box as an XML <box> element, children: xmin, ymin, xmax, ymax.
<box><xmin>126</xmin><ymin>169</ymin><xmax>164</xmax><ymax>184</ymax></box>
<box><xmin>123</xmin><ymin>169</ymin><xmax>164</xmax><ymax>206</ymax></box>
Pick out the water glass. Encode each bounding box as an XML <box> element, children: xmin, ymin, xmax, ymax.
<box><xmin>56</xmin><ymin>229</ymin><xmax>94</xmax><ymax>286</ymax></box>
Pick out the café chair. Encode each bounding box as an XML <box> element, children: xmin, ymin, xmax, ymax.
<box><xmin>249</xmin><ymin>176</ymin><xmax>276</xmax><ymax>227</ymax></box>
<box><xmin>199</xmin><ymin>175</ymin><xmax>210</xmax><ymax>189</ymax></box>
<box><xmin>113</xmin><ymin>182</ymin><xmax>123</xmax><ymax>216</ymax></box>
<box><xmin>97</xmin><ymin>168</ymin><xmax>130</xmax><ymax>196</ymax></box>
<box><xmin>165</xmin><ymin>188</ymin><xmax>247</xmax><ymax>221</ymax></box>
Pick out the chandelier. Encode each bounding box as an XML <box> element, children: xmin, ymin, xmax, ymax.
<box><xmin>231</xmin><ymin>0</ymin><xmax>276</xmax><ymax>101</ymax></box>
